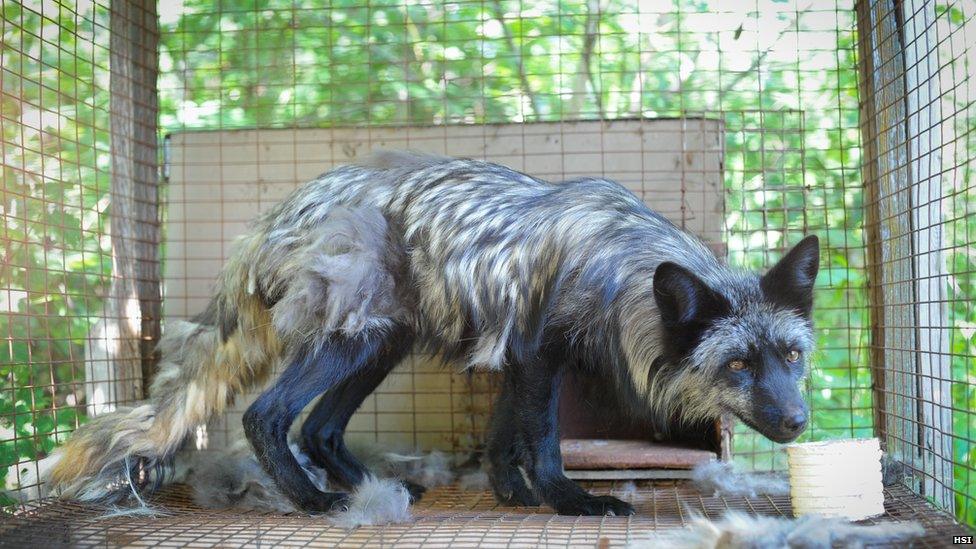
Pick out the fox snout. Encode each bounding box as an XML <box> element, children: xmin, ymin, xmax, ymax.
<box><xmin>759</xmin><ymin>403</ymin><xmax>809</xmax><ymax>443</ymax></box>
<box><xmin>776</xmin><ymin>405</ymin><xmax>809</xmax><ymax>441</ymax></box>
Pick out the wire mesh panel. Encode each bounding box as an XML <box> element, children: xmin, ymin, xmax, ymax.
<box><xmin>0</xmin><ymin>0</ymin><xmax>881</xmax><ymax>509</ymax></box>
<box><xmin>856</xmin><ymin>0</ymin><xmax>975</xmax><ymax>525</ymax></box>
<box><xmin>722</xmin><ymin>107</ymin><xmax>875</xmax><ymax>471</ymax></box>
<box><xmin>1</xmin><ymin>0</ymin><xmax>973</xmax><ymax>538</ymax></box>
<box><xmin>0</xmin><ymin>0</ymin><xmax>160</xmax><ymax>504</ymax></box>
<box><xmin>1</xmin><ymin>481</ymin><xmax>968</xmax><ymax>547</ymax></box>
<box><xmin>157</xmin><ymin>0</ymin><xmax>869</xmax><ymax>471</ymax></box>
<box><xmin>11</xmin><ymin>0</ymin><xmax>976</xmax><ymax>538</ymax></box>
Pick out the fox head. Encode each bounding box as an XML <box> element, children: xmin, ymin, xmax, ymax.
<box><xmin>651</xmin><ymin>235</ymin><xmax>820</xmax><ymax>443</ymax></box>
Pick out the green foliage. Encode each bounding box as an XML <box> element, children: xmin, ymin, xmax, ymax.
<box><xmin>0</xmin><ymin>1</ymin><xmax>110</xmax><ymax>496</ymax></box>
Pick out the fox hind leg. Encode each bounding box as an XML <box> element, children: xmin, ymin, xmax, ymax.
<box><xmin>300</xmin><ymin>366</ymin><xmax>396</xmax><ymax>487</ymax></box>
<box><xmin>243</xmin><ymin>326</ymin><xmax>410</xmax><ymax>513</ymax></box>
<box><xmin>299</xmin><ymin>333</ymin><xmax>426</xmax><ymax>502</ymax></box>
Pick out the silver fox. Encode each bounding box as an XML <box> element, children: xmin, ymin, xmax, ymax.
<box><xmin>41</xmin><ymin>151</ymin><xmax>818</xmax><ymax>516</ymax></box>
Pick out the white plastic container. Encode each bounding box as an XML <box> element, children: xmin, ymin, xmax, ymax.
<box><xmin>786</xmin><ymin>438</ymin><xmax>885</xmax><ymax>520</ymax></box>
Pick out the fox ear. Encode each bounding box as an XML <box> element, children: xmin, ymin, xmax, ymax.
<box><xmin>761</xmin><ymin>235</ymin><xmax>820</xmax><ymax>317</ymax></box>
<box><xmin>653</xmin><ymin>262</ymin><xmax>729</xmax><ymax>327</ymax></box>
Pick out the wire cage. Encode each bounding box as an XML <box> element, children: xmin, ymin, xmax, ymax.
<box><xmin>1</xmin><ymin>0</ymin><xmax>974</xmax><ymax>546</ymax></box>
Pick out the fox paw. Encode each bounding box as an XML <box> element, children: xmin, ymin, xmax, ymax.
<box><xmin>553</xmin><ymin>494</ymin><xmax>635</xmax><ymax>516</ymax></box>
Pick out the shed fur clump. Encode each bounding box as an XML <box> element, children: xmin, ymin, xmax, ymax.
<box><xmin>630</xmin><ymin>511</ymin><xmax>924</xmax><ymax>549</ymax></box>
<box><xmin>176</xmin><ymin>441</ymin><xmax>413</xmax><ymax>527</ymax></box>
<box><xmin>691</xmin><ymin>460</ymin><xmax>790</xmax><ymax>498</ymax></box>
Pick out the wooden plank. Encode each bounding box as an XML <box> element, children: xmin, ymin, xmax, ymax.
<box><xmin>560</xmin><ymin>439</ymin><xmax>716</xmax><ymax>470</ymax></box>
<box><xmin>855</xmin><ymin>0</ymin><xmax>890</xmax><ymax>459</ymax></box>
<box><xmin>857</xmin><ymin>0</ymin><xmax>918</xmax><ymax>476</ymax></box>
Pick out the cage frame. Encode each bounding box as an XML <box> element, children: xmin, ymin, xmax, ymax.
<box><xmin>856</xmin><ymin>0</ymin><xmax>957</xmax><ymax>511</ymax></box>
<box><xmin>1</xmin><ymin>0</ymin><xmax>974</xmax><ymax>544</ymax></box>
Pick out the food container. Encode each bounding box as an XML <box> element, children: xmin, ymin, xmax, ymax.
<box><xmin>786</xmin><ymin>438</ymin><xmax>885</xmax><ymax>520</ymax></box>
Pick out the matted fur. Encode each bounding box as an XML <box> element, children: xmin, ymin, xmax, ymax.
<box><xmin>631</xmin><ymin>511</ymin><xmax>924</xmax><ymax>549</ymax></box>
<box><xmin>176</xmin><ymin>442</ymin><xmax>412</xmax><ymax>527</ymax></box>
<box><xmin>347</xmin><ymin>441</ymin><xmax>457</xmax><ymax>488</ymax></box>
<box><xmin>43</xmin><ymin>151</ymin><xmax>817</xmax><ymax>504</ymax></box>
<box><xmin>262</xmin><ymin>206</ymin><xmax>404</xmax><ymax>347</ymax></box>
<box><xmin>175</xmin><ymin>441</ymin><xmax>326</xmax><ymax>512</ymax></box>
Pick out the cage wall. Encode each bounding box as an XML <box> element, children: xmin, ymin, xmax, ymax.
<box><xmin>856</xmin><ymin>0</ymin><xmax>975</xmax><ymax>525</ymax></box>
<box><xmin>155</xmin><ymin>0</ymin><xmax>870</xmax><ymax>470</ymax></box>
<box><xmin>1</xmin><ymin>0</ymin><xmax>161</xmax><ymax>504</ymax></box>
<box><xmin>2</xmin><ymin>0</ymin><xmax>869</xmax><ymax>502</ymax></box>
<box><xmin>162</xmin><ymin>119</ymin><xmax>726</xmax><ymax>453</ymax></box>
<box><xmin>5</xmin><ymin>0</ymin><xmax>971</xmax><ymax>530</ymax></box>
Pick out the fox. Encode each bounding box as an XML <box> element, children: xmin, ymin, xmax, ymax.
<box><xmin>38</xmin><ymin>151</ymin><xmax>818</xmax><ymax>516</ymax></box>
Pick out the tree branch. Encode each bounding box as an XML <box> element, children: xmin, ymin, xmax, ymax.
<box><xmin>489</xmin><ymin>0</ymin><xmax>542</xmax><ymax>120</ymax></box>
<box><xmin>721</xmin><ymin>11</ymin><xmax>801</xmax><ymax>94</ymax></box>
<box><xmin>569</xmin><ymin>0</ymin><xmax>604</xmax><ymax>118</ymax></box>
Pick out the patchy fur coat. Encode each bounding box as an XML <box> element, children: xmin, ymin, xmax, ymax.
<box><xmin>40</xmin><ymin>152</ymin><xmax>817</xmax><ymax>515</ymax></box>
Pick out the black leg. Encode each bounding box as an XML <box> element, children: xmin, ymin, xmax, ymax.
<box><xmin>243</xmin><ymin>327</ymin><xmax>408</xmax><ymax>513</ymax></box>
<box><xmin>509</xmin><ymin>359</ymin><xmax>635</xmax><ymax>516</ymax></box>
<box><xmin>300</xmin><ymin>366</ymin><xmax>391</xmax><ymax>487</ymax></box>
<box><xmin>487</xmin><ymin>378</ymin><xmax>540</xmax><ymax>506</ymax></box>
<box><xmin>299</xmin><ymin>341</ymin><xmax>426</xmax><ymax>502</ymax></box>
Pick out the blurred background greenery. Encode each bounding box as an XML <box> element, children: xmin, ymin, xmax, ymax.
<box><xmin>1</xmin><ymin>0</ymin><xmax>972</xmax><ymax>525</ymax></box>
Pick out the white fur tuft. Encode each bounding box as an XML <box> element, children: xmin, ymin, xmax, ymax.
<box><xmin>617</xmin><ymin>480</ymin><xmax>639</xmax><ymax>499</ymax></box>
<box><xmin>630</xmin><ymin>511</ymin><xmax>924</xmax><ymax>549</ymax></box>
<box><xmin>97</xmin><ymin>505</ymin><xmax>170</xmax><ymax>520</ymax></box>
<box><xmin>692</xmin><ymin>460</ymin><xmax>790</xmax><ymax>498</ymax></box>
<box><xmin>350</xmin><ymin>442</ymin><xmax>456</xmax><ymax>487</ymax></box>
<box><xmin>328</xmin><ymin>476</ymin><xmax>412</xmax><ymax>528</ymax></box>
<box><xmin>396</xmin><ymin>450</ymin><xmax>455</xmax><ymax>487</ymax></box>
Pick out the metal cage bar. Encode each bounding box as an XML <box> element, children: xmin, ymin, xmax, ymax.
<box><xmin>856</xmin><ymin>0</ymin><xmax>974</xmax><ymax>519</ymax></box>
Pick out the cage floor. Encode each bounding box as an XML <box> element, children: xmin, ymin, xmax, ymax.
<box><xmin>0</xmin><ymin>481</ymin><xmax>969</xmax><ymax>548</ymax></box>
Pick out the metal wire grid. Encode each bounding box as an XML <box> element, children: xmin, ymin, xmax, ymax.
<box><xmin>156</xmin><ymin>0</ymin><xmax>869</xmax><ymax>470</ymax></box>
<box><xmin>0</xmin><ymin>0</ymin><xmax>160</xmax><ymax>505</ymax></box>
<box><xmin>855</xmin><ymin>0</ymin><xmax>976</xmax><ymax>526</ymax></box>
<box><xmin>0</xmin><ymin>480</ymin><xmax>967</xmax><ymax>547</ymax></box>
<box><xmin>721</xmin><ymin>108</ymin><xmax>875</xmax><ymax>472</ymax></box>
<box><xmin>2</xmin><ymin>0</ymin><xmax>870</xmax><ymax>507</ymax></box>
<box><xmin>2</xmin><ymin>0</ymin><xmax>971</xmax><ymax>538</ymax></box>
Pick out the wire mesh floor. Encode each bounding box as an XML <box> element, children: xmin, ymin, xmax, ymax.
<box><xmin>0</xmin><ymin>481</ymin><xmax>969</xmax><ymax>548</ymax></box>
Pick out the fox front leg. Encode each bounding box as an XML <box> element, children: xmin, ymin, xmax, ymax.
<box><xmin>487</xmin><ymin>378</ymin><xmax>540</xmax><ymax>506</ymax></box>
<box><xmin>507</xmin><ymin>357</ymin><xmax>634</xmax><ymax>516</ymax></box>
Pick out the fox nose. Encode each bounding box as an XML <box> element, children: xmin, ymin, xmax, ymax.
<box><xmin>781</xmin><ymin>411</ymin><xmax>808</xmax><ymax>434</ymax></box>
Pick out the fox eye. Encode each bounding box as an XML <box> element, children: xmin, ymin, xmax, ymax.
<box><xmin>786</xmin><ymin>349</ymin><xmax>801</xmax><ymax>363</ymax></box>
<box><xmin>728</xmin><ymin>359</ymin><xmax>748</xmax><ymax>372</ymax></box>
